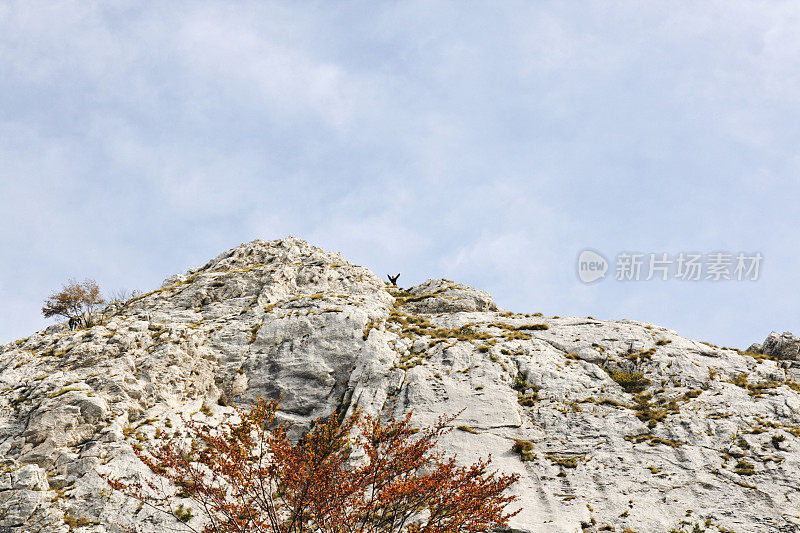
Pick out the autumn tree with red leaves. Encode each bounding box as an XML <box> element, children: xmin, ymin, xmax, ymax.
<box><xmin>103</xmin><ymin>399</ymin><xmax>519</xmax><ymax>532</ymax></box>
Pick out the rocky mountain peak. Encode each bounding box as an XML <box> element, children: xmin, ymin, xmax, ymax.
<box><xmin>1</xmin><ymin>238</ymin><xmax>799</xmax><ymax>533</ymax></box>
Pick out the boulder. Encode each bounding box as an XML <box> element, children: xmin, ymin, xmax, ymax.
<box><xmin>761</xmin><ymin>331</ymin><xmax>800</xmax><ymax>360</ymax></box>
<box><xmin>403</xmin><ymin>279</ymin><xmax>498</xmax><ymax>313</ymax></box>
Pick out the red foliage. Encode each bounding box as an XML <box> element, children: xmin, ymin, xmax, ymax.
<box><xmin>103</xmin><ymin>399</ymin><xmax>519</xmax><ymax>532</ymax></box>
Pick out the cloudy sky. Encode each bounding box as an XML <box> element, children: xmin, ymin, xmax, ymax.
<box><xmin>1</xmin><ymin>1</ymin><xmax>798</xmax><ymax>348</ymax></box>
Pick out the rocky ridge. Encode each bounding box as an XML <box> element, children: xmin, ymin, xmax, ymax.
<box><xmin>1</xmin><ymin>237</ymin><xmax>799</xmax><ymax>532</ymax></box>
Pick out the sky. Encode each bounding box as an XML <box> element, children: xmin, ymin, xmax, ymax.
<box><xmin>1</xmin><ymin>1</ymin><xmax>799</xmax><ymax>348</ymax></box>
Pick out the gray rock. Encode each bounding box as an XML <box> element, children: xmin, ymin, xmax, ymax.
<box><xmin>403</xmin><ymin>279</ymin><xmax>499</xmax><ymax>313</ymax></box>
<box><xmin>761</xmin><ymin>331</ymin><xmax>800</xmax><ymax>361</ymax></box>
<box><xmin>11</xmin><ymin>464</ymin><xmax>49</xmax><ymax>491</ymax></box>
<box><xmin>747</xmin><ymin>342</ymin><xmax>763</xmax><ymax>354</ymax></box>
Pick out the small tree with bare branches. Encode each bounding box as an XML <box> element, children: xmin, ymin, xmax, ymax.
<box><xmin>103</xmin><ymin>399</ymin><xmax>520</xmax><ymax>532</ymax></box>
<box><xmin>107</xmin><ymin>287</ymin><xmax>135</xmax><ymax>305</ymax></box>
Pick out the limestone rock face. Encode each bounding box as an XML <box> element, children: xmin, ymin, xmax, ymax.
<box><xmin>762</xmin><ymin>331</ymin><xmax>800</xmax><ymax>361</ymax></box>
<box><xmin>404</xmin><ymin>278</ymin><xmax>498</xmax><ymax>313</ymax></box>
<box><xmin>0</xmin><ymin>237</ymin><xmax>799</xmax><ymax>533</ymax></box>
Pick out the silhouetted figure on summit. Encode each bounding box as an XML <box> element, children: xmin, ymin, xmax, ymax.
<box><xmin>388</xmin><ymin>273</ymin><xmax>401</xmax><ymax>286</ymax></box>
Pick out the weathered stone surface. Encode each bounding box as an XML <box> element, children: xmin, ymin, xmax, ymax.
<box><xmin>762</xmin><ymin>331</ymin><xmax>800</xmax><ymax>361</ymax></box>
<box><xmin>0</xmin><ymin>237</ymin><xmax>798</xmax><ymax>532</ymax></box>
<box><xmin>404</xmin><ymin>278</ymin><xmax>499</xmax><ymax>313</ymax></box>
